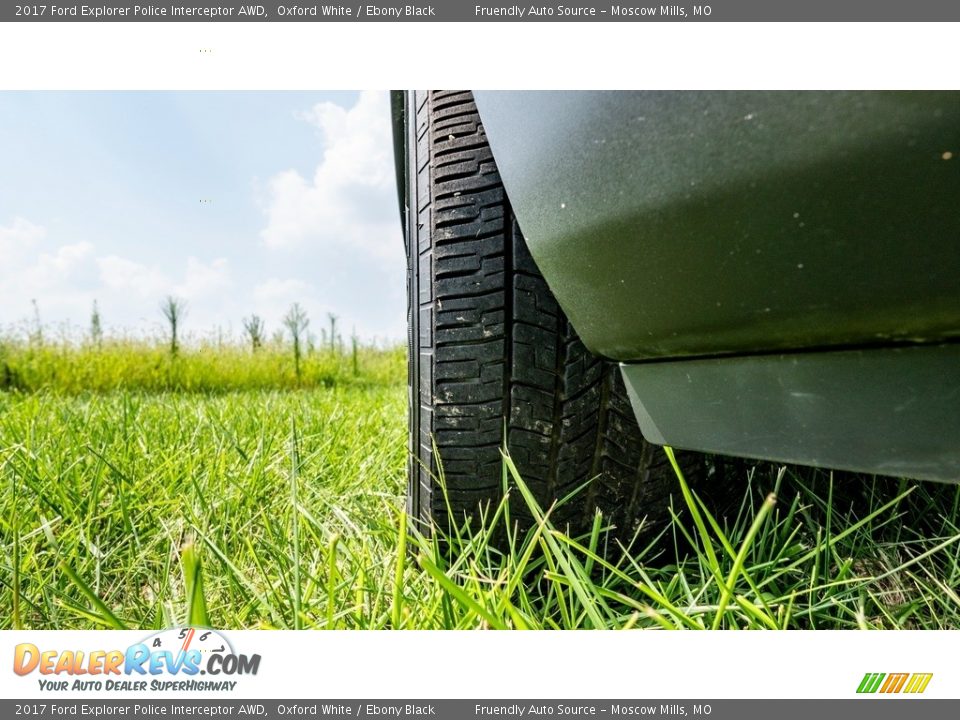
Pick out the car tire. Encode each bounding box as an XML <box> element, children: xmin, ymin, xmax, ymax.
<box><xmin>404</xmin><ymin>90</ymin><xmax>703</xmax><ymax>538</ymax></box>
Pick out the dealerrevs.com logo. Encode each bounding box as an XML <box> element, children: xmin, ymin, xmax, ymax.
<box><xmin>13</xmin><ymin>628</ymin><xmax>261</xmax><ymax>692</ymax></box>
<box><xmin>857</xmin><ymin>672</ymin><xmax>933</xmax><ymax>695</ymax></box>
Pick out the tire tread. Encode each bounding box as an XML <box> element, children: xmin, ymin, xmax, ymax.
<box><xmin>407</xmin><ymin>90</ymin><xmax>695</xmax><ymax>535</ymax></box>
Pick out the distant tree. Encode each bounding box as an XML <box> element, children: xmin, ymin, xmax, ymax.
<box><xmin>30</xmin><ymin>299</ymin><xmax>43</xmax><ymax>345</ymax></box>
<box><xmin>160</xmin><ymin>296</ymin><xmax>187</xmax><ymax>357</ymax></box>
<box><xmin>351</xmin><ymin>329</ymin><xmax>359</xmax><ymax>376</ymax></box>
<box><xmin>283</xmin><ymin>303</ymin><xmax>310</xmax><ymax>381</ymax></box>
<box><xmin>89</xmin><ymin>300</ymin><xmax>103</xmax><ymax>348</ymax></box>
<box><xmin>328</xmin><ymin>313</ymin><xmax>338</xmax><ymax>353</ymax></box>
<box><xmin>243</xmin><ymin>314</ymin><xmax>265</xmax><ymax>351</ymax></box>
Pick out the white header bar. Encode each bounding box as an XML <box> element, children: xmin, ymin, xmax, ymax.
<box><xmin>0</xmin><ymin>22</ymin><xmax>957</xmax><ymax>90</ymax></box>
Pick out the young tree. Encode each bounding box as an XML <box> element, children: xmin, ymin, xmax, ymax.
<box><xmin>283</xmin><ymin>303</ymin><xmax>310</xmax><ymax>381</ymax></box>
<box><xmin>30</xmin><ymin>299</ymin><xmax>43</xmax><ymax>345</ymax></box>
<box><xmin>351</xmin><ymin>329</ymin><xmax>359</xmax><ymax>376</ymax></box>
<box><xmin>160</xmin><ymin>296</ymin><xmax>187</xmax><ymax>357</ymax></box>
<box><xmin>328</xmin><ymin>313</ymin><xmax>338</xmax><ymax>353</ymax></box>
<box><xmin>90</xmin><ymin>300</ymin><xmax>103</xmax><ymax>348</ymax></box>
<box><xmin>242</xmin><ymin>314</ymin><xmax>266</xmax><ymax>351</ymax></box>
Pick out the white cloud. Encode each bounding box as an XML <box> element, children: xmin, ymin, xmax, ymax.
<box><xmin>97</xmin><ymin>255</ymin><xmax>230</xmax><ymax>301</ymax></box>
<box><xmin>249</xmin><ymin>278</ymin><xmax>321</xmax><ymax>332</ymax></box>
<box><xmin>0</xmin><ymin>220</ymin><xmax>96</xmax><ymax>331</ymax></box>
<box><xmin>175</xmin><ymin>257</ymin><xmax>231</xmax><ymax>299</ymax></box>
<box><xmin>97</xmin><ymin>255</ymin><xmax>168</xmax><ymax>297</ymax></box>
<box><xmin>0</xmin><ymin>248</ymin><xmax>234</xmax><ymax>333</ymax></box>
<box><xmin>0</xmin><ymin>217</ymin><xmax>46</xmax><ymax>255</ymax></box>
<box><xmin>254</xmin><ymin>277</ymin><xmax>315</xmax><ymax>302</ymax></box>
<box><xmin>259</xmin><ymin>90</ymin><xmax>399</xmax><ymax>260</ymax></box>
<box><xmin>0</xmin><ymin>92</ymin><xmax>406</xmax><ymax>341</ymax></box>
<box><xmin>255</xmin><ymin>91</ymin><xmax>406</xmax><ymax>340</ymax></box>
<box><xmin>24</xmin><ymin>241</ymin><xmax>95</xmax><ymax>289</ymax></box>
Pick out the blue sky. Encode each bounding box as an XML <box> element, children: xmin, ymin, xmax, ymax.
<box><xmin>0</xmin><ymin>91</ymin><xmax>405</xmax><ymax>343</ymax></box>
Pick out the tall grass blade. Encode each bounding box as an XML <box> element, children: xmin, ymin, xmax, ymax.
<box><xmin>392</xmin><ymin>507</ymin><xmax>407</xmax><ymax>629</ymax></box>
<box><xmin>712</xmin><ymin>493</ymin><xmax>777</xmax><ymax>629</ymax></box>
<box><xmin>182</xmin><ymin>544</ymin><xmax>210</xmax><ymax>627</ymax></box>
<box><xmin>290</xmin><ymin>419</ymin><xmax>302</xmax><ymax>630</ymax></box>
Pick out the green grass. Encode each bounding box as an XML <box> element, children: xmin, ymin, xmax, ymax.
<box><xmin>2</xmin><ymin>342</ymin><xmax>960</xmax><ymax>630</ymax></box>
<box><xmin>0</xmin><ymin>337</ymin><xmax>403</xmax><ymax>393</ymax></box>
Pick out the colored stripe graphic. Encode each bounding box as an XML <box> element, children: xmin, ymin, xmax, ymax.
<box><xmin>903</xmin><ymin>674</ymin><xmax>934</xmax><ymax>694</ymax></box>
<box><xmin>880</xmin><ymin>673</ymin><xmax>909</xmax><ymax>693</ymax></box>
<box><xmin>857</xmin><ymin>672</ymin><xmax>932</xmax><ymax>694</ymax></box>
<box><xmin>857</xmin><ymin>673</ymin><xmax>885</xmax><ymax>694</ymax></box>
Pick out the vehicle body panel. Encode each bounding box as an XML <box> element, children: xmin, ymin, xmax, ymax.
<box><xmin>473</xmin><ymin>91</ymin><xmax>960</xmax><ymax>362</ymax></box>
<box><xmin>395</xmin><ymin>91</ymin><xmax>960</xmax><ymax>483</ymax></box>
<box><xmin>622</xmin><ymin>343</ymin><xmax>960</xmax><ymax>482</ymax></box>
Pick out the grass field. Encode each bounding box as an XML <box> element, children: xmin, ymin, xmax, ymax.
<box><xmin>2</xmin><ymin>338</ymin><xmax>960</xmax><ymax>630</ymax></box>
